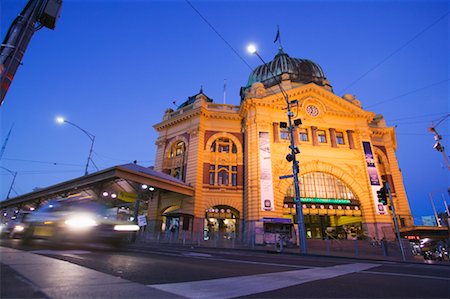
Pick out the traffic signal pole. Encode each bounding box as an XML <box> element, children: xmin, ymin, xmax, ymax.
<box><xmin>385</xmin><ymin>181</ymin><xmax>406</xmax><ymax>261</ymax></box>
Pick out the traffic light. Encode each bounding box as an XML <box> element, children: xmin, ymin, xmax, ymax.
<box><xmin>377</xmin><ymin>187</ymin><xmax>387</xmax><ymax>205</ymax></box>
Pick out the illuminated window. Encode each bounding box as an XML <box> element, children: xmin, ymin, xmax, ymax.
<box><xmin>209</xmin><ymin>165</ymin><xmax>215</xmax><ymax>185</ymax></box>
<box><xmin>299</xmin><ymin>128</ymin><xmax>308</xmax><ymax>141</ymax></box>
<box><xmin>208</xmin><ymin>137</ymin><xmax>239</xmax><ymax>187</ymax></box>
<box><xmin>218</xmin><ymin>166</ymin><xmax>229</xmax><ymax>185</ymax></box>
<box><xmin>280</xmin><ymin>128</ymin><xmax>290</xmax><ymax>140</ymax></box>
<box><xmin>167</xmin><ymin>141</ymin><xmax>186</xmax><ymax>181</ymax></box>
<box><xmin>170</xmin><ymin>141</ymin><xmax>185</xmax><ymax>157</ymax></box>
<box><xmin>287</xmin><ymin>172</ymin><xmax>356</xmax><ymax>200</ymax></box>
<box><xmin>336</xmin><ymin>132</ymin><xmax>345</xmax><ymax>145</ymax></box>
<box><xmin>317</xmin><ymin>130</ymin><xmax>327</xmax><ymax>143</ymax></box>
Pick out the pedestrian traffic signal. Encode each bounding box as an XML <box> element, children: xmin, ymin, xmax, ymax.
<box><xmin>377</xmin><ymin>187</ymin><xmax>387</xmax><ymax>205</ymax></box>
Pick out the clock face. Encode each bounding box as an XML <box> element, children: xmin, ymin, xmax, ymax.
<box><xmin>306</xmin><ymin>105</ymin><xmax>319</xmax><ymax>117</ymax></box>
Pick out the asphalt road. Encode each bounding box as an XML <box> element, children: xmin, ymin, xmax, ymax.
<box><xmin>1</xmin><ymin>239</ymin><xmax>449</xmax><ymax>298</ymax></box>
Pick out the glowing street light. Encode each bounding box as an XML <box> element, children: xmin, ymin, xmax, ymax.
<box><xmin>247</xmin><ymin>44</ymin><xmax>257</xmax><ymax>54</ymax></box>
<box><xmin>56</xmin><ymin>116</ymin><xmax>96</xmax><ymax>176</ymax></box>
<box><xmin>247</xmin><ymin>44</ymin><xmax>308</xmax><ymax>254</ymax></box>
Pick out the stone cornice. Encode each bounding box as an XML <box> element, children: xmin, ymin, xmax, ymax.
<box><xmin>241</xmin><ymin>83</ymin><xmax>376</xmax><ymax>122</ymax></box>
<box><xmin>154</xmin><ymin>107</ymin><xmax>202</xmax><ymax>131</ymax></box>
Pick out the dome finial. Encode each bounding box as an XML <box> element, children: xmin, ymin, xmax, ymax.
<box><xmin>200</xmin><ymin>85</ymin><xmax>203</xmax><ymax>93</ymax></box>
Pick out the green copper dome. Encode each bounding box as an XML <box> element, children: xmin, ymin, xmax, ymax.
<box><xmin>241</xmin><ymin>49</ymin><xmax>328</xmax><ymax>99</ymax></box>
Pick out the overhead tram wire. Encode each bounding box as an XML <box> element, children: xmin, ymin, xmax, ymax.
<box><xmin>366</xmin><ymin>79</ymin><xmax>449</xmax><ymax>109</ymax></box>
<box><xmin>1</xmin><ymin>158</ymin><xmax>84</xmax><ymax>167</ymax></box>
<box><xmin>340</xmin><ymin>11</ymin><xmax>449</xmax><ymax>94</ymax></box>
<box><xmin>184</xmin><ymin>0</ymin><xmax>253</xmax><ymax>71</ymax></box>
<box><xmin>92</xmin><ymin>151</ymin><xmax>154</xmax><ymax>164</ymax></box>
<box><xmin>389</xmin><ymin>112</ymin><xmax>448</xmax><ymax>122</ymax></box>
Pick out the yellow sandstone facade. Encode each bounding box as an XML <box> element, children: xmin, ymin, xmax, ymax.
<box><xmin>151</xmin><ymin>49</ymin><xmax>413</xmax><ymax>244</ymax></box>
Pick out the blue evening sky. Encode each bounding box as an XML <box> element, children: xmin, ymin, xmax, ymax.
<box><xmin>1</xmin><ymin>0</ymin><xmax>449</xmax><ymax>224</ymax></box>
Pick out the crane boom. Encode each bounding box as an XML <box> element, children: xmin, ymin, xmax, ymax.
<box><xmin>0</xmin><ymin>0</ymin><xmax>62</xmax><ymax>106</ymax></box>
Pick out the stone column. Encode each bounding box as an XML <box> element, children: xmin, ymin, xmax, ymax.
<box><xmin>329</xmin><ymin>128</ymin><xmax>337</xmax><ymax>148</ymax></box>
<box><xmin>273</xmin><ymin>122</ymin><xmax>279</xmax><ymax>143</ymax></box>
<box><xmin>347</xmin><ymin>130</ymin><xmax>355</xmax><ymax>149</ymax></box>
<box><xmin>311</xmin><ymin>126</ymin><xmax>318</xmax><ymax>146</ymax></box>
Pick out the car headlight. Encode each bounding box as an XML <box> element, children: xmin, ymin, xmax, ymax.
<box><xmin>114</xmin><ymin>224</ymin><xmax>139</xmax><ymax>231</ymax></box>
<box><xmin>13</xmin><ymin>225</ymin><xmax>25</xmax><ymax>232</ymax></box>
<box><xmin>64</xmin><ymin>214</ymin><xmax>97</xmax><ymax>230</ymax></box>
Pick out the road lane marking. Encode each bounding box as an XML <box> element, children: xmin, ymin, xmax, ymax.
<box><xmin>182</xmin><ymin>252</ymin><xmax>212</xmax><ymax>257</ymax></box>
<box><xmin>148</xmin><ymin>262</ymin><xmax>380</xmax><ymax>299</ymax></box>
<box><xmin>362</xmin><ymin>270</ymin><xmax>450</xmax><ymax>281</ymax></box>
<box><xmin>31</xmin><ymin>249</ymin><xmax>91</xmax><ymax>259</ymax></box>
<box><xmin>130</xmin><ymin>248</ymin><xmax>314</xmax><ymax>269</ymax></box>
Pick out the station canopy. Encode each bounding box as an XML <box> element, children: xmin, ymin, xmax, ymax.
<box><xmin>0</xmin><ymin>163</ymin><xmax>194</xmax><ymax>210</ymax></box>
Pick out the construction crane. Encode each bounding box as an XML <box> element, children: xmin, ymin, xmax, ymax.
<box><xmin>0</xmin><ymin>0</ymin><xmax>62</xmax><ymax>106</ymax></box>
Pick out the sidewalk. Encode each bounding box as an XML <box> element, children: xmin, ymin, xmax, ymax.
<box><xmin>0</xmin><ymin>246</ymin><xmax>184</xmax><ymax>299</ymax></box>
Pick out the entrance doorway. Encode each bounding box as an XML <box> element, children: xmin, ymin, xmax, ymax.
<box><xmin>204</xmin><ymin>205</ymin><xmax>239</xmax><ymax>241</ymax></box>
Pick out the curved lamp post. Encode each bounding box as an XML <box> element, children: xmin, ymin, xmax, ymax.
<box><xmin>56</xmin><ymin>117</ymin><xmax>95</xmax><ymax>176</ymax></box>
<box><xmin>247</xmin><ymin>44</ymin><xmax>308</xmax><ymax>254</ymax></box>
<box><xmin>1</xmin><ymin>166</ymin><xmax>17</xmax><ymax>199</ymax></box>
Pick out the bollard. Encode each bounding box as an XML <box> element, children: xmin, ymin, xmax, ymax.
<box><xmin>354</xmin><ymin>239</ymin><xmax>359</xmax><ymax>257</ymax></box>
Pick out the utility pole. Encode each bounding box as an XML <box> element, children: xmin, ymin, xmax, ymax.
<box><xmin>0</xmin><ymin>0</ymin><xmax>63</xmax><ymax>105</ymax></box>
<box><xmin>428</xmin><ymin>114</ymin><xmax>450</xmax><ymax>170</ymax></box>
<box><xmin>385</xmin><ymin>181</ymin><xmax>406</xmax><ymax>261</ymax></box>
<box><xmin>248</xmin><ymin>45</ymin><xmax>307</xmax><ymax>254</ymax></box>
<box><xmin>429</xmin><ymin>193</ymin><xmax>442</xmax><ymax>227</ymax></box>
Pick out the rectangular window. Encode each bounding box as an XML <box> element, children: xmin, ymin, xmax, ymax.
<box><xmin>218</xmin><ymin>170</ymin><xmax>229</xmax><ymax>186</ymax></box>
<box><xmin>231</xmin><ymin>166</ymin><xmax>237</xmax><ymax>186</ymax></box>
<box><xmin>317</xmin><ymin>130</ymin><xmax>327</xmax><ymax>143</ymax></box>
<box><xmin>280</xmin><ymin>129</ymin><xmax>290</xmax><ymax>140</ymax></box>
<box><xmin>336</xmin><ymin>132</ymin><xmax>345</xmax><ymax>145</ymax></box>
<box><xmin>299</xmin><ymin>129</ymin><xmax>308</xmax><ymax>141</ymax></box>
<box><xmin>209</xmin><ymin>165</ymin><xmax>215</xmax><ymax>185</ymax></box>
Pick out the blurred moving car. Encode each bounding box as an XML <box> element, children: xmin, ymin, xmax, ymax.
<box><xmin>22</xmin><ymin>200</ymin><xmax>139</xmax><ymax>247</ymax></box>
<box><xmin>0</xmin><ymin>211</ymin><xmax>31</xmax><ymax>239</ymax></box>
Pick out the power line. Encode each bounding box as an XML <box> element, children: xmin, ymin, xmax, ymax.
<box><xmin>184</xmin><ymin>0</ymin><xmax>253</xmax><ymax>71</ymax></box>
<box><xmin>366</xmin><ymin>79</ymin><xmax>449</xmax><ymax>109</ymax></box>
<box><xmin>1</xmin><ymin>158</ymin><xmax>83</xmax><ymax>167</ymax></box>
<box><xmin>92</xmin><ymin>151</ymin><xmax>154</xmax><ymax>164</ymax></box>
<box><xmin>341</xmin><ymin>11</ymin><xmax>449</xmax><ymax>93</ymax></box>
<box><xmin>389</xmin><ymin>112</ymin><xmax>447</xmax><ymax>122</ymax></box>
<box><xmin>1</xmin><ymin>170</ymin><xmax>82</xmax><ymax>175</ymax></box>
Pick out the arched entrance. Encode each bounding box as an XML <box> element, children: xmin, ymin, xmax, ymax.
<box><xmin>204</xmin><ymin>205</ymin><xmax>239</xmax><ymax>241</ymax></box>
<box><xmin>285</xmin><ymin>172</ymin><xmax>363</xmax><ymax>240</ymax></box>
<box><xmin>161</xmin><ymin>205</ymin><xmax>193</xmax><ymax>235</ymax></box>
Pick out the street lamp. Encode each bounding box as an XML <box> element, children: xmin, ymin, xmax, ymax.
<box><xmin>1</xmin><ymin>166</ymin><xmax>17</xmax><ymax>199</ymax></box>
<box><xmin>247</xmin><ymin>44</ymin><xmax>308</xmax><ymax>254</ymax></box>
<box><xmin>56</xmin><ymin>117</ymin><xmax>96</xmax><ymax>176</ymax></box>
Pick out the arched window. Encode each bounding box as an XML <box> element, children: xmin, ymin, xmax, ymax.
<box><xmin>208</xmin><ymin>137</ymin><xmax>239</xmax><ymax>187</ymax></box>
<box><xmin>287</xmin><ymin>172</ymin><xmax>356</xmax><ymax>200</ymax></box>
<box><xmin>170</xmin><ymin>141</ymin><xmax>185</xmax><ymax>157</ymax></box>
<box><xmin>166</xmin><ymin>140</ymin><xmax>187</xmax><ymax>181</ymax></box>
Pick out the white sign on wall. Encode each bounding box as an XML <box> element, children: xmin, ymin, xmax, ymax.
<box><xmin>362</xmin><ymin>141</ymin><xmax>387</xmax><ymax>215</ymax></box>
<box><xmin>259</xmin><ymin>132</ymin><xmax>275</xmax><ymax>211</ymax></box>
<box><xmin>137</xmin><ymin>214</ymin><xmax>147</xmax><ymax>227</ymax></box>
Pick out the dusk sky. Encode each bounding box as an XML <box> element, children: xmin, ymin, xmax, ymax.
<box><xmin>1</xmin><ymin>0</ymin><xmax>448</xmax><ymax>224</ymax></box>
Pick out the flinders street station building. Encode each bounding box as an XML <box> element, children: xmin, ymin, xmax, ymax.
<box><xmin>150</xmin><ymin>48</ymin><xmax>414</xmax><ymax>244</ymax></box>
<box><xmin>2</xmin><ymin>48</ymin><xmax>426</xmax><ymax>248</ymax></box>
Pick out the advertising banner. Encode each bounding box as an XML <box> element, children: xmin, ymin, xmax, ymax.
<box><xmin>259</xmin><ymin>132</ymin><xmax>275</xmax><ymax>211</ymax></box>
<box><xmin>362</xmin><ymin>141</ymin><xmax>387</xmax><ymax>215</ymax></box>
